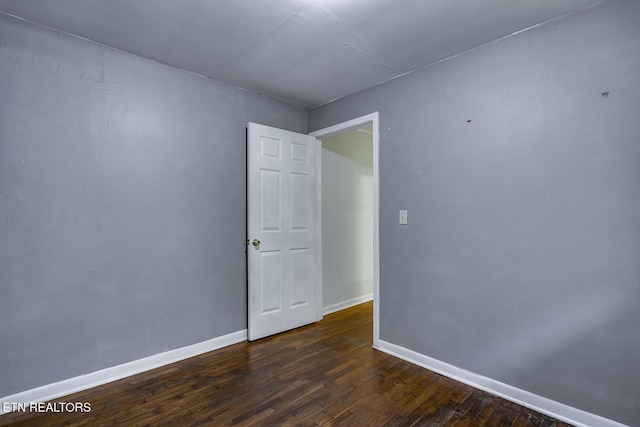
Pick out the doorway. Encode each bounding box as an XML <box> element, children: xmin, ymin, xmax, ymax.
<box><xmin>310</xmin><ymin>112</ymin><xmax>380</xmax><ymax>348</ymax></box>
<box><xmin>320</xmin><ymin>125</ymin><xmax>373</xmax><ymax>313</ymax></box>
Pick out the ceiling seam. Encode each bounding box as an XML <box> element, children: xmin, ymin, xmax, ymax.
<box><xmin>307</xmin><ymin>0</ymin><xmax>608</xmax><ymax>111</ymax></box>
<box><xmin>0</xmin><ymin>11</ymin><xmax>308</xmax><ymax>109</ymax></box>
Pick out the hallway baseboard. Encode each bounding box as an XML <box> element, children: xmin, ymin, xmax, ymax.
<box><xmin>323</xmin><ymin>293</ymin><xmax>373</xmax><ymax>315</ymax></box>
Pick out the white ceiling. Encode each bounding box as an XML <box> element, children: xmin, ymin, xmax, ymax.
<box><xmin>0</xmin><ymin>0</ymin><xmax>604</xmax><ymax>108</ymax></box>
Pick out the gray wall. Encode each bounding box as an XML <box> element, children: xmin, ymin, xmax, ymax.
<box><xmin>0</xmin><ymin>13</ymin><xmax>306</xmax><ymax>397</ymax></box>
<box><xmin>309</xmin><ymin>0</ymin><xmax>640</xmax><ymax>424</ymax></box>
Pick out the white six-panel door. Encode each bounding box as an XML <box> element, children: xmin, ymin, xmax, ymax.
<box><xmin>247</xmin><ymin>123</ymin><xmax>321</xmax><ymax>341</ymax></box>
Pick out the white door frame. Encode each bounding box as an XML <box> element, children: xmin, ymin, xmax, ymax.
<box><xmin>310</xmin><ymin>112</ymin><xmax>380</xmax><ymax>349</ymax></box>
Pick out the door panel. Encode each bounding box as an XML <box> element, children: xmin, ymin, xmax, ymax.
<box><xmin>259</xmin><ymin>250</ymin><xmax>282</xmax><ymax>314</ymax></box>
<box><xmin>248</xmin><ymin>122</ymin><xmax>320</xmax><ymax>341</ymax></box>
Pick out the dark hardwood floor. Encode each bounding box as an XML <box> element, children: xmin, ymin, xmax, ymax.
<box><xmin>0</xmin><ymin>302</ymin><xmax>572</xmax><ymax>426</ymax></box>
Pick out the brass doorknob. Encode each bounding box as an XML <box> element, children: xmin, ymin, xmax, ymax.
<box><xmin>252</xmin><ymin>239</ymin><xmax>261</xmax><ymax>247</ymax></box>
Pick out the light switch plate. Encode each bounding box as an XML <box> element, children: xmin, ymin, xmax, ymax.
<box><xmin>399</xmin><ymin>210</ymin><xmax>408</xmax><ymax>225</ymax></box>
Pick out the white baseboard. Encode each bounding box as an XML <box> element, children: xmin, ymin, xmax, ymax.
<box><xmin>323</xmin><ymin>293</ymin><xmax>373</xmax><ymax>315</ymax></box>
<box><xmin>377</xmin><ymin>340</ymin><xmax>628</xmax><ymax>427</ymax></box>
<box><xmin>0</xmin><ymin>329</ymin><xmax>247</xmax><ymax>415</ymax></box>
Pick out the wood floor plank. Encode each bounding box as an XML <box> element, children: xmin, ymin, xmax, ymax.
<box><xmin>0</xmin><ymin>302</ymin><xmax>572</xmax><ymax>426</ymax></box>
